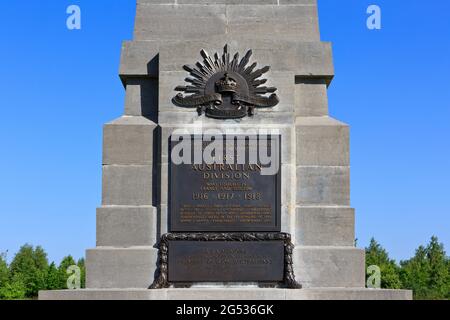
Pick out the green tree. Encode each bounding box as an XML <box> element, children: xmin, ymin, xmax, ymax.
<box><xmin>77</xmin><ymin>258</ymin><xmax>86</xmax><ymax>289</ymax></box>
<box><xmin>0</xmin><ymin>274</ymin><xmax>26</xmax><ymax>300</ymax></box>
<box><xmin>58</xmin><ymin>255</ymin><xmax>77</xmax><ymax>289</ymax></box>
<box><xmin>401</xmin><ymin>236</ymin><xmax>449</xmax><ymax>300</ymax></box>
<box><xmin>9</xmin><ymin>244</ymin><xmax>49</xmax><ymax>298</ymax></box>
<box><xmin>45</xmin><ymin>262</ymin><xmax>61</xmax><ymax>290</ymax></box>
<box><xmin>365</xmin><ymin>238</ymin><xmax>402</xmax><ymax>289</ymax></box>
<box><xmin>400</xmin><ymin>245</ymin><xmax>429</xmax><ymax>298</ymax></box>
<box><xmin>0</xmin><ymin>252</ymin><xmax>9</xmax><ymax>288</ymax></box>
<box><xmin>447</xmin><ymin>259</ymin><xmax>450</xmax><ymax>299</ymax></box>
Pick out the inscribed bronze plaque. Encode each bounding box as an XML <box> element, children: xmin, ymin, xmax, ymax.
<box><xmin>169</xmin><ymin>135</ymin><xmax>281</xmax><ymax>232</ymax></box>
<box><xmin>168</xmin><ymin>241</ymin><xmax>284</xmax><ymax>283</ymax></box>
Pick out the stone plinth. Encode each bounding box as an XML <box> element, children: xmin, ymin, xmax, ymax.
<box><xmin>39</xmin><ymin>288</ymin><xmax>412</xmax><ymax>300</ymax></box>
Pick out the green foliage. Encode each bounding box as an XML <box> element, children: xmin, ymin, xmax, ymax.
<box><xmin>77</xmin><ymin>258</ymin><xmax>86</xmax><ymax>289</ymax></box>
<box><xmin>365</xmin><ymin>238</ymin><xmax>402</xmax><ymax>289</ymax></box>
<box><xmin>0</xmin><ymin>253</ymin><xmax>9</xmax><ymax>287</ymax></box>
<box><xmin>58</xmin><ymin>255</ymin><xmax>77</xmax><ymax>289</ymax></box>
<box><xmin>45</xmin><ymin>262</ymin><xmax>61</xmax><ymax>290</ymax></box>
<box><xmin>0</xmin><ymin>274</ymin><xmax>26</xmax><ymax>300</ymax></box>
<box><xmin>400</xmin><ymin>237</ymin><xmax>450</xmax><ymax>300</ymax></box>
<box><xmin>9</xmin><ymin>244</ymin><xmax>49</xmax><ymax>298</ymax></box>
<box><xmin>0</xmin><ymin>246</ymin><xmax>87</xmax><ymax>299</ymax></box>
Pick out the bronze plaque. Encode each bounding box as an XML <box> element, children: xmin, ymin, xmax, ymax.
<box><xmin>168</xmin><ymin>241</ymin><xmax>284</xmax><ymax>283</ymax></box>
<box><xmin>169</xmin><ymin>135</ymin><xmax>281</xmax><ymax>232</ymax></box>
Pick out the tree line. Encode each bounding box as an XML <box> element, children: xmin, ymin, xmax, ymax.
<box><xmin>365</xmin><ymin>236</ymin><xmax>449</xmax><ymax>300</ymax></box>
<box><xmin>1</xmin><ymin>237</ymin><xmax>449</xmax><ymax>300</ymax></box>
<box><xmin>0</xmin><ymin>244</ymin><xmax>85</xmax><ymax>300</ymax></box>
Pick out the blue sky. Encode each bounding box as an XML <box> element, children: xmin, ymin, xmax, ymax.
<box><xmin>0</xmin><ymin>0</ymin><xmax>449</xmax><ymax>264</ymax></box>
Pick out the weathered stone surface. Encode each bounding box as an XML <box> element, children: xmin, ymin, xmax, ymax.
<box><xmin>124</xmin><ymin>79</ymin><xmax>158</xmax><ymax>119</ymax></box>
<box><xmin>119</xmin><ymin>41</ymin><xmax>159</xmax><ymax>79</ymax></box>
<box><xmin>281</xmin><ymin>164</ymin><xmax>295</xmax><ymax>206</ymax></box>
<box><xmin>138</xmin><ymin>0</ymin><xmax>174</xmax><ymax>4</ymax></box>
<box><xmin>296</xmin><ymin>166</ymin><xmax>350</xmax><ymax>206</ymax></box>
<box><xmin>86</xmin><ymin>247</ymin><xmax>158</xmax><ymax>289</ymax></box>
<box><xmin>280</xmin><ymin>205</ymin><xmax>293</xmax><ymax>234</ymax></box>
<box><xmin>158</xmin><ymin>40</ymin><xmax>333</xmax><ymax>77</ymax></box>
<box><xmin>102</xmin><ymin>165</ymin><xmax>154</xmax><ymax>206</ymax></box>
<box><xmin>158</xmin><ymin>163</ymin><xmax>169</xmax><ymax>205</ymax></box>
<box><xmin>296</xmin><ymin>117</ymin><xmax>349</xmax><ymax>166</ymax></box>
<box><xmin>158</xmin><ymin>111</ymin><xmax>295</xmax><ymax>126</ymax></box>
<box><xmin>96</xmin><ymin>206</ymin><xmax>158</xmax><ymax>247</ymax></box>
<box><xmin>295</xmin><ymin>78</ymin><xmax>329</xmax><ymax>116</ymax></box>
<box><xmin>134</xmin><ymin>5</ymin><xmax>227</xmax><ymax>41</ymax></box>
<box><xmin>158</xmin><ymin>204</ymin><xmax>169</xmax><ymax>235</ymax></box>
<box><xmin>262</xmin><ymin>72</ymin><xmax>295</xmax><ymax>113</ymax></box>
<box><xmin>137</xmin><ymin>0</ymin><xmax>318</xmax><ymax>4</ymax></box>
<box><xmin>177</xmin><ymin>0</ymin><xmax>278</xmax><ymax>5</ymax></box>
<box><xmin>295</xmin><ymin>207</ymin><xmax>355</xmax><ymax>246</ymax></box>
<box><xmin>293</xmin><ymin>246</ymin><xmax>365</xmax><ymax>288</ymax></box>
<box><xmin>226</xmin><ymin>5</ymin><xmax>319</xmax><ymax>41</ymax></box>
<box><xmin>39</xmin><ymin>288</ymin><xmax>412</xmax><ymax>300</ymax></box>
<box><xmin>134</xmin><ymin>4</ymin><xmax>319</xmax><ymax>41</ymax></box>
<box><xmin>279</xmin><ymin>0</ymin><xmax>316</xmax><ymax>5</ymax></box>
<box><xmin>103</xmin><ymin>116</ymin><xmax>157</xmax><ymax>165</ymax></box>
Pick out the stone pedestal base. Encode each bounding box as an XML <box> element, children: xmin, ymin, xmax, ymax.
<box><xmin>39</xmin><ymin>288</ymin><xmax>412</xmax><ymax>300</ymax></box>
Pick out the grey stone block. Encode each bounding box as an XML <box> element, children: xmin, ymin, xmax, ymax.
<box><xmin>296</xmin><ymin>117</ymin><xmax>349</xmax><ymax>166</ymax></box>
<box><xmin>102</xmin><ymin>165</ymin><xmax>154</xmax><ymax>206</ymax></box>
<box><xmin>39</xmin><ymin>289</ymin><xmax>168</xmax><ymax>300</ymax></box>
<box><xmin>119</xmin><ymin>41</ymin><xmax>159</xmax><ymax>79</ymax></box>
<box><xmin>158</xmin><ymin>39</ymin><xmax>333</xmax><ymax>78</ymax></box>
<box><xmin>284</xmin><ymin>288</ymin><xmax>413</xmax><ymax>300</ymax></box>
<box><xmin>158</xmin><ymin>111</ymin><xmax>295</xmax><ymax>126</ymax></box>
<box><xmin>158</xmin><ymin>204</ymin><xmax>169</xmax><ymax>235</ymax></box>
<box><xmin>159</xmin><ymin>71</ymin><xmax>190</xmax><ymax>113</ymax></box>
<box><xmin>103</xmin><ymin>116</ymin><xmax>157</xmax><ymax>165</ymax></box>
<box><xmin>96</xmin><ymin>206</ymin><xmax>158</xmax><ymax>247</ymax></box>
<box><xmin>280</xmin><ymin>205</ymin><xmax>293</xmax><ymax>234</ymax></box>
<box><xmin>134</xmin><ymin>5</ymin><xmax>227</xmax><ymax>41</ymax></box>
<box><xmin>86</xmin><ymin>247</ymin><xmax>158</xmax><ymax>289</ymax></box>
<box><xmin>226</xmin><ymin>5</ymin><xmax>319</xmax><ymax>41</ymax></box>
<box><xmin>39</xmin><ymin>288</ymin><xmax>412</xmax><ymax>300</ymax></box>
<box><xmin>124</xmin><ymin>79</ymin><xmax>158</xmax><ymax>119</ymax></box>
<box><xmin>296</xmin><ymin>166</ymin><xmax>350</xmax><ymax>206</ymax></box>
<box><xmin>293</xmin><ymin>246</ymin><xmax>365</xmax><ymax>288</ymax></box>
<box><xmin>159</xmin><ymin>163</ymin><xmax>169</xmax><ymax>205</ymax></box>
<box><xmin>138</xmin><ymin>0</ymin><xmax>174</xmax><ymax>4</ymax></box>
<box><xmin>295</xmin><ymin>207</ymin><xmax>355</xmax><ymax>246</ymax></box>
<box><xmin>258</xmin><ymin>72</ymin><xmax>294</xmax><ymax>113</ymax></box>
<box><xmin>177</xmin><ymin>0</ymin><xmax>278</xmax><ymax>4</ymax></box>
<box><xmin>280</xmin><ymin>0</ymin><xmax>316</xmax><ymax>5</ymax></box>
<box><xmin>295</xmin><ymin>78</ymin><xmax>329</xmax><ymax>116</ymax></box>
<box><xmin>281</xmin><ymin>164</ymin><xmax>295</xmax><ymax>206</ymax></box>
<box><xmin>139</xmin><ymin>0</ymin><xmax>317</xmax><ymax>4</ymax></box>
<box><xmin>166</xmin><ymin>288</ymin><xmax>286</xmax><ymax>300</ymax></box>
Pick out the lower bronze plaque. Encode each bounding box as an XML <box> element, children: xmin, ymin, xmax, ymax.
<box><xmin>168</xmin><ymin>241</ymin><xmax>284</xmax><ymax>283</ymax></box>
<box><xmin>150</xmin><ymin>233</ymin><xmax>301</xmax><ymax>289</ymax></box>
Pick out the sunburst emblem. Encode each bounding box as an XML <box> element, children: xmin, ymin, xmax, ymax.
<box><xmin>172</xmin><ymin>44</ymin><xmax>280</xmax><ymax>119</ymax></box>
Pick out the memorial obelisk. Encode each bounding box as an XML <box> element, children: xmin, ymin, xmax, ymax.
<box><xmin>40</xmin><ymin>0</ymin><xmax>411</xmax><ymax>300</ymax></box>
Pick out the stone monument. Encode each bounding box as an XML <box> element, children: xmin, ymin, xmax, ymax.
<box><xmin>40</xmin><ymin>0</ymin><xmax>412</xmax><ymax>300</ymax></box>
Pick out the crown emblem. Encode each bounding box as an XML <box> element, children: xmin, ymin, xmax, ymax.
<box><xmin>215</xmin><ymin>73</ymin><xmax>237</xmax><ymax>94</ymax></box>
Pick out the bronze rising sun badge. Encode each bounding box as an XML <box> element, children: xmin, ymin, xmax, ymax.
<box><xmin>172</xmin><ymin>45</ymin><xmax>280</xmax><ymax>119</ymax></box>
